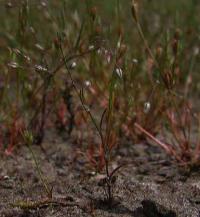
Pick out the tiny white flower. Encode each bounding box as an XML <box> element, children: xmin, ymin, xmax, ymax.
<box><xmin>117</xmin><ymin>40</ymin><xmax>121</xmax><ymax>49</ymax></box>
<box><xmin>35</xmin><ymin>64</ymin><xmax>48</xmax><ymax>72</ymax></box>
<box><xmin>30</xmin><ymin>27</ymin><xmax>36</xmax><ymax>34</ymax></box>
<box><xmin>97</xmin><ymin>48</ymin><xmax>101</xmax><ymax>54</ymax></box>
<box><xmin>6</xmin><ymin>2</ymin><xmax>12</xmax><ymax>8</ymax></box>
<box><xmin>24</xmin><ymin>55</ymin><xmax>31</xmax><ymax>62</ymax></box>
<box><xmin>104</xmin><ymin>49</ymin><xmax>108</xmax><ymax>55</ymax></box>
<box><xmin>70</xmin><ymin>61</ymin><xmax>77</xmax><ymax>69</ymax></box>
<box><xmin>115</xmin><ymin>67</ymin><xmax>123</xmax><ymax>78</ymax></box>
<box><xmin>132</xmin><ymin>58</ymin><xmax>138</xmax><ymax>64</ymax></box>
<box><xmin>35</xmin><ymin>43</ymin><xmax>44</xmax><ymax>51</ymax></box>
<box><xmin>85</xmin><ymin>80</ymin><xmax>91</xmax><ymax>87</ymax></box>
<box><xmin>156</xmin><ymin>80</ymin><xmax>160</xmax><ymax>84</ymax></box>
<box><xmin>88</xmin><ymin>45</ymin><xmax>95</xmax><ymax>51</ymax></box>
<box><xmin>144</xmin><ymin>102</ymin><xmax>151</xmax><ymax>114</ymax></box>
<box><xmin>3</xmin><ymin>175</ymin><xmax>9</xmax><ymax>180</ymax></box>
<box><xmin>193</xmin><ymin>47</ymin><xmax>199</xmax><ymax>56</ymax></box>
<box><xmin>7</xmin><ymin>61</ymin><xmax>18</xmax><ymax>69</ymax></box>
<box><xmin>41</xmin><ymin>1</ymin><xmax>47</xmax><ymax>7</ymax></box>
<box><xmin>107</xmin><ymin>55</ymin><xmax>111</xmax><ymax>63</ymax></box>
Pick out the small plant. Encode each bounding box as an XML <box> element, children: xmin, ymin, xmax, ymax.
<box><xmin>134</xmin><ymin>99</ymin><xmax>200</xmax><ymax>170</ymax></box>
<box><xmin>59</xmin><ymin>33</ymin><xmax>125</xmax><ymax>207</ymax></box>
<box><xmin>130</xmin><ymin>1</ymin><xmax>200</xmax><ymax>168</ymax></box>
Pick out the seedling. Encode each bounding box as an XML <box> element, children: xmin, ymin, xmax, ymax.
<box><xmin>59</xmin><ymin>32</ymin><xmax>125</xmax><ymax>207</ymax></box>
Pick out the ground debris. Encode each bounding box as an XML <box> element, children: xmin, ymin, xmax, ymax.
<box><xmin>133</xmin><ymin>199</ymin><xmax>177</xmax><ymax>217</ymax></box>
<box><xmin>10</xmin><ymin>197</ymin><xmax>80</xmax><ymax>210</ymax></box>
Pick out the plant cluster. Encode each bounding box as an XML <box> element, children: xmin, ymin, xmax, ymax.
<box><xmin>0</xmin><ymin>0</ymin><xmax>199</xmax><ymax>208</ymax></box>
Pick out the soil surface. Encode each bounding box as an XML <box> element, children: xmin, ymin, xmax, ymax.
<box><xmin>1</xmin><ymin>133</ymin><xmax>200</xmax><ymax>217</ymax></box>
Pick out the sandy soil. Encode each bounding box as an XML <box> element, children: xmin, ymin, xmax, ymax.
<box><xmin>0</xmin><ymin>133</ymin><xmax>200</xmax><ymax>217</ymax></box>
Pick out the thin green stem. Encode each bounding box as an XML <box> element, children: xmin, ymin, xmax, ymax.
<box><xmin>26</xmin><ymin>140</ymin><xmax>51</xmax><ymax>198</ymax></box>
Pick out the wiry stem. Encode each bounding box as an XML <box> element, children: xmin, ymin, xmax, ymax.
<box><xmin>134</xmin><ymin>122</ymin><xmax>183</xmax><ymax>163</ymax></box>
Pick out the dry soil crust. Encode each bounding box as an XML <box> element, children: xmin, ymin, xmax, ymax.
<box><xmin>0</xmin><ymin>136</ymin><xmax>200</xmax><ymax>217</ymax></box>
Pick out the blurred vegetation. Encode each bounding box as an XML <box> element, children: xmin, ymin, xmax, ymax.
<box><xmin>0</xmin><ymin>0</ymin><xmax>199</xmax><ymax>168</ymax></box>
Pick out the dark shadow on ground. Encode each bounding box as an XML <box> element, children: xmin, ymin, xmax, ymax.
<box><xmin>133</xmin><ymin>200</ymin><xmax>177</xmax><ymax>217</ymax></box>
